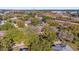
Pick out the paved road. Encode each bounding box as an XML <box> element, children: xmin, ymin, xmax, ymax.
<box><xmin>62</xmin><ymin>45</ymin><xmax>73</xmax><ymax>51</ymax></box>
<box><xmin>54</xmin><ymin>20</ymin><xmax>79</xmax><ymax>25</ymax></box>
<box><xmin>52</xmin><ymin>44</ymin><xmax>73</xmax><ymax>51</ymax></box>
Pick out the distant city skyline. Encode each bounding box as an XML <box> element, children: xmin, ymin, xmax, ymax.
<box><xmin>0</xmin><ymin>7</ymin><xmax>79</xmax><ymax>10</ymax></box>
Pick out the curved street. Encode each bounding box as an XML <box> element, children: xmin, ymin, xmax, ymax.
<box><xmin>54</xmin><ymin>20</ymin><xmax>79</xmax><ymax>25</ymax></box>
<box><xmin>62</xmin><ymin>45</ymin><xmax>73</xmax><ymax>51</ymax></box>
<box><xmin>52</xmin><ymin>44</ymin><xmax>73</xmax><ymax>51</ymax></box>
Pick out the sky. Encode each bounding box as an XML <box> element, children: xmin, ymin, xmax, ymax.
<box><xmin>0</xmin><ymin>0</ymin><xmax>79</xmax><ymax>8</ymax></box>
<box><xmin>0</xmin><ymin>7</ymin><xmax>79</xmax><ymax>10</ymax></box>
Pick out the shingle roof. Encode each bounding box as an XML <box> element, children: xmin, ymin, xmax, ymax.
<box><xmin>0</xmin><ymin>31</ymin><xmax>5</xmax><ymax>37</ymax></box>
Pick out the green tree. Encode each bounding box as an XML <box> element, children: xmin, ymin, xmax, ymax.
<box><xmin>24</xmin><ymin>26</ymin><xmax>56</xmax><ymax>51</ymax></box>
<box><xmin>30</xmin><ymin>39</ymin><xmax>52</xmax><ymax>51</ymax></box>
<box><xmin>47</xmin><ymin>20</ymin><xmax>59</xmax><ymax>26</ymax></box>
<box><xmin>0</xmin><ymin>15</ymin><xmax>3</xmax><ymax>19</ymax></box>
<box><xmin>2</xmin><ymin>28</ymin><xmax>28</xmax><ymax>50</ymax></box>
<box><xmin>3</xmin><ymin>15</ymin><xmax>10</xmax><ymax>20</ymax></box>
<box><xmin>4</xmin><ymin>28</ymin><xmax>26</xmax><ymax>43</ymax></box>
<box><xmin>31</xmin><ymin>18</ymin><xmax>41</xmax><ymax>25</ymax></box>
<box><xmin>16</xmin><ymin>20</ymin><xmax>25</xmax><ymax>28</ymax></box>
<box><xmin>0</xmin><ymin>36</ymin><xmax>15</xmax><ymax>51</ymax></box>
<box><xmin>0</xmin><ymin>38</ymin><xmax>4</xmax><ymax>50</ymax></box>
<box><xmin>43</xmin><ymin>25</ymin><xmax>56</xmax><ymax>42</ymax></box>
<box><xmin>0</xmin><ymin>22</ymin><xmax>15</xmax><ymax>30</ymax></box>
<box><xmin>18</xmin><ymin>15</ymin><xmax>30</xmax><ymax>21</ymax></box>
<box><xmin>23</xmin><ymin>26</ymin><xmax>39</xmax><ymax>49</ymax></box>
<box><xmin>42</xmin><ymin>16</ymin><xmax>52</xmax><ymax>22</ymax></box>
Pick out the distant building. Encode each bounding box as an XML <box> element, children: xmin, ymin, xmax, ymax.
<box><xmin>0</xmin><ymin>13</ymin><xmax>4</xmax><ymax>15</ymax></box>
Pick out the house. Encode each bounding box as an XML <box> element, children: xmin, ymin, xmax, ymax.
<box><xmin>36</xmin><ymin>26</ymin><xmax>43</xmax><ymax>34</ymax></box>
<box><xmin>25</xmin><ymin>23</ymin><xmax>28</xmax><ymax>27</ymax></box>
<box><xmin>25</xmin><ymin>20</ymin><xmax>31</xmax><ymax>24</ymax></box>
<box><xmin>50</xmin><ymin>26</ymin><xmax>58</xmax><ymax>32</ymax></box>
<box><xmin>0</xmin><ymin>31</ymin><xmax>5</xmax><ymax>37</ymax></box>
<box><xmin>73</xmin><ymin>17</ymin><xmax>79</xmax><ymax>21</ymax></box>
<box><xmin>56</xmin><ymin>31</ymin><xmax>74</xmax><ymax>42</ymax></box>
<box><xmin>25</xmin><ymin>20</ymin><xmax>32</xmax><ymax>27</ymax></box>
<box><xmin>10</xmin><ymin>17</ymin><xmax>18</xmax><ymax>20</ymax></box>
<box><xmin>10</xmin><ymin>17</ymin><xmax>18</xmax><ymax>23</ymax></box>
<box><xmin>35</xmin><ymin>15</ymin><xmax>43</xmax><ymax>20</ymax></box>
<box><xmin>13</xmin><ymin>41</ymin><xmax>28</xmax><ymax>51</ymax></box>
<box><xmin>0</xmin><ymin>20</ymin><xmax>6</xmax><ymax>25</ymax></box>
<box><xmin>54</xmin><ymin>40</ymin><xmax>62</xmax><ymax>45</ymax></box>
<box><xmin>13</xmin><ymin>23</ymin><xmax>18</xmax><ymax>28</ymax></box>
<box><xmin>0</xmin><ymin>31</ymin><xmax>5</xmax><ymax>39</ymax></box>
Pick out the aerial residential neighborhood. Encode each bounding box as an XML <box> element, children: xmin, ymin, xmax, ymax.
<box><xmin>0</xmin><ymin>10</ymin><xmax>79</xmax><ymax>51</ymax></box>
